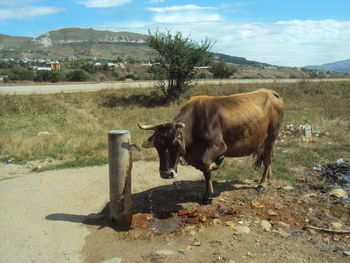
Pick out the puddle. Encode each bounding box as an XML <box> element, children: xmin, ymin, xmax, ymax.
<box><xmin>131</xmin><ymin>209</ymin><xmax>219</xmax><ymax>235</ymax></box>
<box><xmin>148</xmin><ymin>215</ymin><xmax>183</xmax><ymax>234</ymax></box>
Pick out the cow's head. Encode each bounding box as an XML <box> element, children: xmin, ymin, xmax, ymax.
<box><xmin>138</xmin><ymin>122</ymin><xmax>186</xmax><ymax>179</ymax></box>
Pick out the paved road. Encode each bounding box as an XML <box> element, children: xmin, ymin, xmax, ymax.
<box><xmin>1</xmin><ymin>78</ymin><xmax>349</xmax><ymax>95</ymax></box>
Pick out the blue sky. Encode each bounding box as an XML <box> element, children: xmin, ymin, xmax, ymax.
<box><xmin>1</xmin><ymin>0</ymin><xmax>350</xmax><ymax>66</ymax></box>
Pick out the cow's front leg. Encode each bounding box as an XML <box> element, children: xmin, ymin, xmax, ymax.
<box><xmin>202</xmin><ymin>171</ymin><xmax>214</xmax><ymax>204</ymax></box>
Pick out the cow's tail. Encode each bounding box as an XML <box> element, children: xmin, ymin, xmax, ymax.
<box><xmin>253</xmin><ymin>146</ymin><xmax>264</xmax><ymax>169</ymax></box>
<box><xmin>253</xmin><ymin>156</ymin><xmax>263</xmax><ymax>170</ymax></box>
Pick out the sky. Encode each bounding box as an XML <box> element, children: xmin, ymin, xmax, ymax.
<box><xmin>1</xmin><ymin>0</ymin><xmax>350</xmax><ymax>67</ymax></box>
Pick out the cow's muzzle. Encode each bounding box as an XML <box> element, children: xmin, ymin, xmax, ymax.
<box><xmin>160</xmin><ymin>169</ymin><xmax>177</xmax><ymax>179</ymax></box>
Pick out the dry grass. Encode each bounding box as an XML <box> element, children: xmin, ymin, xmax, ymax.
<box><xmin>0</xmin><ymin>81</ymin><xmax>349</xmax><ymax>178</ymax></box>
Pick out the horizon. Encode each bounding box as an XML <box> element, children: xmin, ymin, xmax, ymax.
<box><xmin>1</xmin><ymin>1</ymin><xmax>350</xmax><ymax>67</ymax></box>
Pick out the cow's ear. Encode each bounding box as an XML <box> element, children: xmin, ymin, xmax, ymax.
<box><xmin>142</xmin><ymin>134</ymin><xmax>155</xmax><ymax>148</ymax></box>
<box><xmin>175</xmin><ymin>131</ymin><xmax>186</xmax><ymax>155</ymax></box>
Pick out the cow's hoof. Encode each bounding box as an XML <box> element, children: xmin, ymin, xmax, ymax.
<box><xmin>201</xmin><ymin>195</ymin><xmax>213</xmax><ymax>205</ymax></box>
<box><xmin>257</xmin><ymin>185</ymin><xmax>266</xmax><ymax>192</ymax></box>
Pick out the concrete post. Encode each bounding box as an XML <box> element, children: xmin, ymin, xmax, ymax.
<box><xmin>108</xmin><ymin>130</ymin><xmax>132</xmax><ymax>230</ymax></box>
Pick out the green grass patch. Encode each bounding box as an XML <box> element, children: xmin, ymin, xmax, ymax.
<box><xmin>32</xmin><ymin>156</ymin><xmax>107</xmax><ymax>172</ymax></box>
<box><xmin>1</xmin><ymin>80</ymin><xmax>349</xmax><ymax>181</ymax></box>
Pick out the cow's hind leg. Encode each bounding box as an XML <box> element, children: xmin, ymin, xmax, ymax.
<box><xmin>258</xmin><ymin>132</ymin><xmax>276</xmax><ymax>191</ymax></box>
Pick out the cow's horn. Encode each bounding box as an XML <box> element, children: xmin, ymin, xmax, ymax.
<box><xmin>137</xmin><ymin>122</ymin><xmax>157</xmax><ymax>130</ymax></box>
<box><xmin>176</xmin><ymin>122</ymin><xmax>185</xmax><ymax>128</ymax></box>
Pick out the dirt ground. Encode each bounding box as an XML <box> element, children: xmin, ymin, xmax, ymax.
<box><xmin>0</xmin><ymin>160</ymin><xmax>349</xmax><ymax>263</ymax></box>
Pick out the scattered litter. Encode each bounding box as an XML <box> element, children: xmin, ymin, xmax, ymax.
<box><xmin>6</xmin><ymin>158</ymin><xmax>15</xmax><ymax>164</ymax></box>
<box><xmin>313</xmin><ymin>165</ymin><xmax>322</xmax><ymax>172</ymax></box>
<box><xmin>329</xmin><ymin>189</ymin><xmax>348</xmax><ymax>199</ymax></box>
<box><xmin>320</xmin><ymin>161</ymin><xmax>350</xmax><ymax>186</ymax></box>
<box><xmin>336</xmin><ymin>158</ymin><xmax>345</xmax><ymax>165</ymax></box>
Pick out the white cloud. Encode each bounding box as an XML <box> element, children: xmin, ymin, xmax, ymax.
<box><xmin>149</xmin><ymin>0</ymin><xmax>164</xmax><ymax>3</ymax></box>
<box><xmin>0</xmin><ymin>0</ymin><xmax>36</xmax><ymax>6</ymax></box>
<box><xmin>146</xmin><ymin>4</ymin><xmax>221</xmax><ymax>24</ymax></box>
<box><xmin>146</xmin><ymin>4</ymin><xmax>216</xmax><ymax>12</ymax></box>
<box><xmin>106</xmin><ymin>18</ymin><xmax>350</xmax><ymax>66</ymax></box>
<box><xmin>154</xmin><ymin>12</ymin><xmax>221</xmax><ymax>24</ymax></box>
<box><xmin>80</xmin><ymin>0</ymin><xmax>131</xmax><ymax>8</ymax></box>
<box><xmin>0</xmin><ymin>6</ymin><xmax>63</xmax><ymax>20</ymax></box>
<box><xmin>211</xmin><ymin>19</ymin><xmax>350</xmax><ymax>66</ymax></box>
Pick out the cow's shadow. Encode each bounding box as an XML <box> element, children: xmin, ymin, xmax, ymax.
<box><xmin>45</xmin><ymin>179</ymin><xmax>255</xmax><ymax>230</ymax></box>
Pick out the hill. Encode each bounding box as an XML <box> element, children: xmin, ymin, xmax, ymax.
<box><xmin>0</xmin><ymin>28</ymin><xmax>267</xmax><ymax>66</ymax></box>
<box><xmin>212</xmin><ymin>53</ymin><xmax>271</xmax><ymax>67</ymax></box>
<box><xmin>305</xmin><ymin>59</ymin><xmax>350</xmax><ymax>73</ymax></box>
<box><xmin>0</xmin><ymin>28</ymin><xmax>156</xmax><ymax>61</ymax></box>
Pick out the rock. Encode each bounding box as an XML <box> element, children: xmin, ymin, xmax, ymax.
<box><xmin>155</xmin><ymin>250</ymin><xmax>175</xmax><ymax>256</ymax></box>
<box><xmin>260</xmin><ymin>220</ymin><xmax>272</xmax><ymax>232</ymax></box>
<box><xmin>225</xmin><ymin>221</ymin><xmax>236</xmax><ymax>227</ymax></box>
<box><xmin>344</xmin><ymin>251</ymin><xmax>350</xmax><ymax>256</ymax></box>
<box><xmin>233</xmin><ymin>226</ymin><xmax>251</xmax><ymax>234</ymax></box>
<box><xmin>272</xmin><ymin>228</ymin><xmax>290</xmax><ymax>238</ymax></box>
<box><xmin>190</xmin><ymin>238</ymin><xmax>201</xmax><ymax>246</ymax></box>
<box><xmin>330</xmin><ymin>222</ymin><xmax>343</xmax><ymax>230</ymax></box>
<box><xmin>212</xmin><ymin>218</ymin><xmax>221</xmax><ymax>225</ymax></box>
<box><xmin>101</xmin><ymin>258</ymin><xmax>122</xmax><ymax>263</ymax></box>
<box><xmin>282</xmin><ymin>185</ymin><xmax>294</xmax><ymax>191</ymax></box>
<box><xmin>329</xmin><ymin>189</ymin><xmax>348</xmax><ymax>199</ymax></box>
<box><xmin>268</xmin><ymin>209</ymin><xmax>278</xmax><ymax>216</ymax></box>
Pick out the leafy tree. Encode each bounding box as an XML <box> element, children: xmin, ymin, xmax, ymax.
<box><xmin>147</xmin><ymin>30</ymin><xmax>213</xmax><ymax>103</ymax></box>
<box><xmin>66</xmin><ymin>70</ymin><xmax>89</xmax><ymax>82</ymax></box>
<box><xmin>210</xmin><ymin>61</ymin><xmax>237</xmax><ymax>79</ymax></box>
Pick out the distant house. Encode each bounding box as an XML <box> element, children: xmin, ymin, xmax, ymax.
<box><xmin>46</xmin><ymin>60</ymin><xmax>60</xmax><ymax>70</ymax></box>
<box><xmin>0</xmin><ymin>75</ymin><xmax>8</xmax><ymax>81</ymax></box>
<box><xmin>35</xmin><ymin>66</ymin><xmax>52</xmax><ymax>71</ymax></box>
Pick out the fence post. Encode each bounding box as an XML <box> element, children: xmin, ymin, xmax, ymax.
<box><xmin>108</xmin><ymin>130</ymin><xmax>133</xmax><ymax>230</ymax></box>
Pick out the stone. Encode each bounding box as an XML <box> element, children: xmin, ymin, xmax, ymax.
<box><xmin>155</xmin><ymin>250</ymin><xmax>175</xmax><ymax>256</ymax></box>
<box><xmin>233</xmin><ymin>226</ymin><xmax>251</xmax><ymax>234</ymax></box>
<box><xmin>330</xmin><ymin>222</ymin><xmax>343</xmax><ymax>230</ymax></box>
<box><xmin>329</xmin><ymin>189</ymin><xmax>348</xmax><ymax>199</ymax></box>
<box><xmin>282</xmin><ymin>185</ymin><xmax>294</xmax><ymax>191</ymax></box>
<box><xmin>268</xmin><ymin>209</ymin><xmax>278</xmax><ymax>216</ymax></box>
<box><xmin>343</xmin><ymin>251</ymin><xmax>350</xmax><ymax>256</ymax></box>
<box><xmin>272</xmin><ymin>228</ymin><xmax>290</xmax><ymax>238</ymax></box>
<box><xmin>212</xmin><ymin>218</ymin><xmax>221</xmax><ymax>225</ymax></box>
<box><xmin>260</xmin><ymin>220</ymin><xmax>272</xmax><ymax>232</ymax></box>
<box><xmin>225</xmin><ymin>221</ymin><xmax>237</xmax><ymax>227</ymax></box>
<box><xmin>190</xmin><ymin>238</ymin><xmax>201</xmax><ymax>246</ymax></box>
<box><xmin>101</xmin><ymin>257</ymin><xmax>122</xmax><ymax>263</ymax></box>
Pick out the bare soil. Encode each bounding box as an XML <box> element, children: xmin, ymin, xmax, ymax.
<box><xmin>0</xmin><ymin>160</ymin><xmax>349</xmax><ymax>263</ymax></box>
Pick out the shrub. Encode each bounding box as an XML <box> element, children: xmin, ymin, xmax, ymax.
<box><xmin>34</xmin><ymin>70</ymin><xmax>61</xmax><ymax>82</ymax></box>
<box><xmin>66</xmin><ymin>70</ymin><xmax>89</xmax><ymax>82</ymax></box>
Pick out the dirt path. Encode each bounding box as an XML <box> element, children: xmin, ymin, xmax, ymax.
<box><xmin>1</xmin><ymin>79</ymin><xmax>350</xmax><ymax>95</ymax></box>
<box><xmin>0</xmin><ymin>161</ymin><xmax>349</xmax><ymax>263</ymax></box>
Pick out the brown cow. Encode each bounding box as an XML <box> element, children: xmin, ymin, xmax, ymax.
<box><xmin>138</xmin><ymin>88</ymin><xmax>285</xmax><ymax>204</ymax></box>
